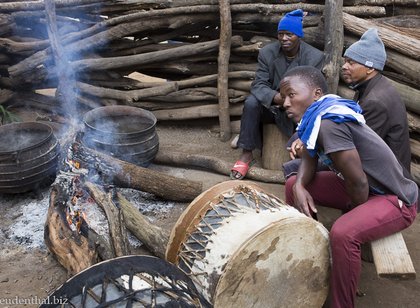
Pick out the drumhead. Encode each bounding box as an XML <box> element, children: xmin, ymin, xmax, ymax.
<box><xmin>214</xmin><ymin>216</ymin><xmax>330</xmax><ymax>307</ymax></box>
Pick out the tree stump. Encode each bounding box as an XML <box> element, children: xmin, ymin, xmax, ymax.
<box><xmin>262</xmin><ymin>124</ymin><xmax>290</xmax><ymax>171</ymax></box>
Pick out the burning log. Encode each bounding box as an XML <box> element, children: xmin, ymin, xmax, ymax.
<box><xmin>45</xmin><ymin>127</ymin><xmax>194</xmax><ymax>274</ymax></box>
<box><xmin>45</xmin><ymin>174</ymin><xmax>99</xmax><ymax>276</ymax></box>
<box><xmin>85</xmin><ymin>182</ymin><xmax>130</xmax><ymax>257</ymax></box>
<box><xmin>86</xmin><ymin>182</ymin><xmax>170</xmax><ymax>259</ymax></box>
<box><xmin>72</xmin><ymin>142</ymin><xmax>203</xmax><ymax>202</ymax></box>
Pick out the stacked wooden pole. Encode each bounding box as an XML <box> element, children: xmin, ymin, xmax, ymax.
<box><xmin>0</xmin><ymin>0</ymin><xmax>419</xmax><ymax>182</ymax></box>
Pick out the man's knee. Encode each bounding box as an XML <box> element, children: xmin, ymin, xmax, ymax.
<box><xmin>330</xmin><ymin>223</ymin><xmax>355</xmax><ymax>249</ymax></box>
<box><xmin>243</xmin><ymin>95</ymin><xmax>261</xmax><ymax>113</ymax></box>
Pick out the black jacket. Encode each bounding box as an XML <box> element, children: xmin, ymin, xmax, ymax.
<box><xmin>250</xmin><ymin>40</ymin><xmax>325</xmax><ymax>109</ymax></box>
<box><xmin>354</xmin><ymin>74</ymin><xmax>411</xmax><ymax>174</ymax></box>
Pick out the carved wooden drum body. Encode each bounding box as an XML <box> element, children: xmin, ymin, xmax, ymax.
<box><xmin>166</xmin><ymin>181</ymin><xmax>330</xmax><ymax>307</ymax></box>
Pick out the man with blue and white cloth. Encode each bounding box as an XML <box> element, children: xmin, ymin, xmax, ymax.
<box><xmin>280</xmin><ymin>66</ymin><xmax>417</xmax><ymax>308</ymax></box>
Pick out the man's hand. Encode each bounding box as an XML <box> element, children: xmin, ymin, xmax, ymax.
<box><xmin>287</xmin><ymin>138</ymin><xmax>304</xmax><ymax>159</ymax></box>
<box><xmin>272</xmin><ymin>92</ymin><xmax>284</xmax><ymax>107</ymax></box>
<box><xmin>293</xmin><ymin>183</ymin><xmax>318</xmax><ymax>218</ymax></box>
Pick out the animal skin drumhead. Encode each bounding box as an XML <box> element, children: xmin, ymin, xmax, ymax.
<box><xmin>213</xmin><ymin>216</ymin><xmax>330</xmax><ymax>308</ymax></box>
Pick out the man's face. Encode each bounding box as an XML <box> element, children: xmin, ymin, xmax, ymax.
<box><xmin>280</xmin><ymin>75</ymin><xmax>320</xmax><ymax>123</ymax></box>
<box><xmin>278</xmin><ymin>31</ymin><xmax>300</xmax><ymax>53</ymax></box>
<box><xmin>341</xmin><ymin>57</ymin><xmax>370</xmax><ymax>85</ymax></box>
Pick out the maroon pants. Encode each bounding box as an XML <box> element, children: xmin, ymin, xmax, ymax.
<box><xmin>285</xmin><ymin>171</ymin><xmax>417</xmax><ymax>308</ymax></box>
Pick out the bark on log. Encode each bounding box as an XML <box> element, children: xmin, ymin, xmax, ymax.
<box><xmin>9</xmin><ymin>13</ymin><xmax>217</xmax><ymax>82</ymax></box>
<box><xmin>407</xmin><ymin>111</ymin><xmax>420</xmax><ymax>134</ymax></box>
<box><xmin>85</xmin><ymin>182</ymin><xmax>130</xmax><ymax>257</ymax></box>
<box><xmin>386</xmin><ymin>7</ymin><xmax>420</xmax><ymax>16</ymax></box>
<box><xmin>217</xmin><ymin>0</ymin><xmax>232</xmax><ymax>142</ymax></box>
<box><xmin>410</xmin><ymin>139</ymin><xmax>420</xmax><ymax>161</ymax></box>
<box><xmin>154</xmin><ymin>148</ymin><xmax>285</xmax><ymax>184</ymax></box>
<box><xmin>384</xmin><ymin>49</ymin><xmax>420</xmax><ymax>85</ymax></box>
<box><xmin>132</xmin><ymin>101</ymin><xmax>217</xmax><ymax>111</ymax></box>
<box><xmin>177</xmin><ymin>71</ymin><xmax>255</xmax><ymax>89</ymax></box>
<box><xmin>71</xmin><ymin>36</ymin><xmax>243</xmax><ymax>72</ymax></box>
<box><xmin>344</xmin><ymin>0</ymin><xmax>419</xmax><ymax>5</ymax></box>
<box><xmin>386</xmin><ymin>77</ymin><xmax>420</xmax><ymax>115</ymax></box>
<box><xmin>76</xmin><ymin>81</ymin><xmax>178</xmax><ymax>103</ymax></box>
<box><xmin>411</xmin><ymin>162</ymin><xmax>420</xmax><ymax>187</ymax></box>
<box><xmin>231</xmin><ymin>3</ymin><xmax>385</xmax><ymax>16</ymax></box>
<box><xmin>228</xmin><ymin>79</ymin><xmax>252</xmax><ymax>92</ymax></box>
<box><xmin>152</xmin><ymin>103</ymin><xmax>244</xmax><ymax>121</ymax></box>
<box><xmin>0</xmin><ymin>37</ymin><xmax>48</xmax><ymax>55</ymax></box>
<box><xmin>323</xmin><ymin>0</ymin><xmax>343</xmax><ymax>94</ymax></box>
<box><xmin>0</xmin><ymin>0</ymin><xmax>101</xmax><ymax>12</ymax></box>
<box><xmin>78</xmin><ymin>144</ymin><xmax>203</xmax><ymax>202</ymax></box>
<box><xmin>343</xmin><ymin>12</ymin><xmax>420</xmax><ymax>60</ymax></box>
<box><xmin>117</xmin><ymin>192</ymin><xmax>170</xmax><ymax>259</ymax></box>
<box><xmin>146</xmin><ymin>87</ymin><xmax>248</xmax><ymax>103</ymax></box>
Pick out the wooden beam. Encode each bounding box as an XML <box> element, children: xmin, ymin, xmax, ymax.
<box><xmin>217</xmin><ymin>0</ymin><xmax>233</xmax><ymax>142</ymax></box>
<box><xmin>323</xmin><ymin>0</ymin><xmax>344</xmax><ymax>94</ymax></box>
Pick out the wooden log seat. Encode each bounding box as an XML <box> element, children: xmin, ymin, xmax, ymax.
<box><xmin>262</xmin><ymin>123</ymin><xmax>290</xmax><ymax>171</ymax></box>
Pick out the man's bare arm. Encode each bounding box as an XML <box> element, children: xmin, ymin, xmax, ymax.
<box><xmin>330</xmin><ymin>149</ymin><xmax>369</xmax><ymax>206</ymax></box>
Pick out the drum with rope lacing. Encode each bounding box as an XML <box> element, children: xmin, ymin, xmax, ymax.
<box><xmin>166</xmin><ymin>180</ymin><xmax>330</xmax><ymax>308</ymax></box>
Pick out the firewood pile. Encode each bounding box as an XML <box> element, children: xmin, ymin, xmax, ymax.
<box><xmin>0</xmin><ymin>0</ymin><xmax>419</xmax><ymax>180</ymax></box>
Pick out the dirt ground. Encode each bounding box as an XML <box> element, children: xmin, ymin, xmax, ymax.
<box><xmin>0</xmin><ymin>117</ymin><xmax>419</xmax><ymax>307</ymax></box>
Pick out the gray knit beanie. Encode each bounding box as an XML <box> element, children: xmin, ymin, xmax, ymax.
<box><xmin>344</xmin><ymin>28</ymin><xmax>386</xmax><ymax>71</ymax></box>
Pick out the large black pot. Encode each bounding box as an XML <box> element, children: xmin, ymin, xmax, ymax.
<box><xmin>0</xmin><ymin>122</ymin><xmax>60</xmax><ymax>194</ymax></box>
<box><xmin>82</xmin><ymin>106</ymin><xmax>159</xmax><ymax>167</ymax></box>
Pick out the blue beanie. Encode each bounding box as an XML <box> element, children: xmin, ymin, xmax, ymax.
<box><xmin>278</xmin><ymin>9</ymin><xmax>304</xmax><ymax>38</ymax></box>
<box><xmin>344</xmin><ymin>28</ymin><xmax>386</xmax><ymax>71</ymax></box>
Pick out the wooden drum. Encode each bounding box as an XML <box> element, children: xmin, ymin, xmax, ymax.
<box><xmin>166</xmin><ymin>180</ymin><xmax>330</xmax><ymax>307</ymax></box>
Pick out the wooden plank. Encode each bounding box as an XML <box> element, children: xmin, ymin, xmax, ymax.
<box><xmin>371</xmin><ymin>232</ymin><xmax>416</xmax><ymax>280</ymax></box>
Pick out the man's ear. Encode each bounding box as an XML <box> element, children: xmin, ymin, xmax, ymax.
<box><xmin>366</xmin><ymin>67</ymin><xmax>375</xmax><ymax>75</ymax></box>
<box><xmin>313</xmin><ymin>88</ymin><xmax>323</xmax><ymax>100</ymax></box>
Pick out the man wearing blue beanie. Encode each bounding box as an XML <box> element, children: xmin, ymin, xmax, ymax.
<box><xmin>342</xmin><ymin>28</ymin><xmax>411</xmax><ymax>176</ymax></box>
<box><xmin>230</xmin><ymin>9</ymin><xmax>324</xmax><ymax>180</ymax></box>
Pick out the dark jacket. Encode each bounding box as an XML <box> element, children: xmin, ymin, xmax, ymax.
<box><xmin>354</xmin><ymin>74</ymin><xmax>411</xmax><ymax>174</ymax></box>
<box><xmin>250</xmin><ymin>40</ymin><xmax>324</xmax><ymax>109</ymax></box>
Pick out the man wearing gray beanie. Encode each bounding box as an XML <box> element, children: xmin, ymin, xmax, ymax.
<box><xmin>342</xmin><ymin>28</ymin><xmax>411</xmax><ymax>176</ymax></box>
<box><xmin>230</xmin><ymin>9</ymin><xmax>324</xmax><ymax>180</ymax></box>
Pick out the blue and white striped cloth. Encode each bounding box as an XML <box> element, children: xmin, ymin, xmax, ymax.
<box><xmin>297</xmin><ymin>94</ymin><xmax>365</xmax><ymax>157</ymax></box>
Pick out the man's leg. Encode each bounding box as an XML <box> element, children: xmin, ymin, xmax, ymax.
<box><xmin>285</xmin><ymin>171</ymin><xmax>351</xmax><ymax>210</ymax></box>
<box><xmin>237</xmin><ymin>95</ymin><xmax>265</xmax><ymax>152</ymax></box>
<box><xmin>329</xmin><ymin>196</ymin><xmax>417</xmax><ymax>308</ymax></box>
<box><xmin>231</xmin><ymin>95</ymin><xmax>275</xmax><ymax>179</ymax></box>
